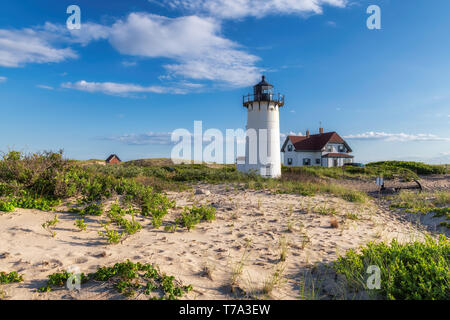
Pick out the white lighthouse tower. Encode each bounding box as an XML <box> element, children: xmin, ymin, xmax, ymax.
<box><xmin>238</xmin><ymin>76</ymin><xmax>284</xmax><ymax>178</ymax></box>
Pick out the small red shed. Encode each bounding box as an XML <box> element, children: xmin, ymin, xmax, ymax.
<box><xmin>105</xmin><ymin>154</ymin><xmax>121</xmax><ymax>165</ymax></box>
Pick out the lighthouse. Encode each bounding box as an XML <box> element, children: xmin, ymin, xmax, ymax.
<box><xmin>238</xmin><ymin>76</ymin><xmax>284</xmax><ymax>178</ymax></box>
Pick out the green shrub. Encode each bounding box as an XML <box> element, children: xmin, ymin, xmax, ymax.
<box><xmin>0</xmin><ymin>271</ymin><xmax>23</xmax><ymax>284</ymax></box>
<box><xmin>83</xmin><ymin>203</ymin><xmax>103</xmax><ymax>216</ymax></box>
<box><xmin>92</xmin><ymin>260</ymin><xmax>192</xmax><ymax>299</ymax></box>
<box><xmin>334</xmin><ymin>235</ymin><xmax>449</xmax><ymax>300</ymax></box>
<box><xmin>389</xmin><ymin>191</ymin><xmax>450</xmax><ymax>228</ymax></box>
<box><xmin>98</xmin><ymin>224</ymin><xmax>123</xmax><ymax>244</ymax></box>
<box><xmin>74</xmin><ymin>219</ymin><xmax>87</xmax><ymax>231</ymax></box>
<box><xmin>367</xmin><ymin>161</ymin><xmax>447</xmax><ymax>175</ymax></box>
<box><xmin>0</xmin><ymin>195</ymin><xmax>61</xmax><ymax>212</ymax></box>
<box><xmin>0</xmin><ymin>200</ymin><xmax>15</xmax><ymax>212</ymax></box>
<box><xmin>42</xmin><ymin>215</ymin><xmax>59</xmax><ymax>237</ymax></box>
<box><xmin>107</xmin><ymin>203</ymin><xmax>142</xmax><ymax>235</ymax></box>
<box><xmin>38</xmin><ymin>271</ymin><xmax>89</xmax><ymax>292</ymax></box>
<box><xmin>176</xmin><ymin>205</ymin><xmax>216</xmax><ymax>231</ymax></box>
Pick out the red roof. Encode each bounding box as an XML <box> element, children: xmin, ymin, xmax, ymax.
<box><xmin>322</xmin><ymin>153</ymin><xmax>354</xmax><ymax>158</ymax></box>
<box><xmin>106</xmin><ymin>154</ymin><xmax>121</xmax><ymax>162</ymax></box>
<box><xmin>282</xmin><ymin>132</ymin><xmax>352</xmax><ymax>152</ymax></box>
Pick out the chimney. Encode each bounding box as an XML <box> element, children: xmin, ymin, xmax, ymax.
<box><xmin>306</xmin><ymin>129</ymin><xmax>310</xmax><ymax>138</ymax></box>
<box><xmin>319</xmin><ymin>127</ymin><xmax>324</xmax><ymax>134</ymax></box>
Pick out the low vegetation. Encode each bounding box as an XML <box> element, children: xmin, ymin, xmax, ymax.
<box><xmin>284</xmin><ymin>164</ymin><xmax>417</xmax><ymax>181</ymax></box>
<box><xmin>42</xmin><ymin>214</ymin><xmax>59</xmax><ymax>237</ymax></box>
<box><xmin>176</xmin><ymin>205</ymin><xmax>216</xmax><ymax>231</ymax></box>
<box><xmin>0</xmin><ymin>151</ymin><xmax>174</xmax><ymax>216</ymax></box>
<box><xmin>262</xmin><ymin>263</ymin><xmax>286</xmax><ymax>296</ymax></box>
<box><xmin>39</xmin><ymin>260</ymin><xmax>192</xmax><ymax>299</ymax></box>
<box><xmin>284</xmin><ymin>161</ymin><xmax>447</xmax><ymax>181</ymax></box>
<box><xmin>98</xmin><ymin>223</ymin><xmax>124</xmax><ymax>244</ymax></box>
<box><xmin>389</xmin><ymin>190</ymin><xmax>450</xmax><ymax>228</ymax></box>
<box><xmin>106</xmin><ymin>203</ymin><xmax>142</xmax><ymax>235</ymax></box>
<box><xmin>367</xmin><ymin>161</ymin><xmax>447</xmax><ymax>175</ymax></box>
<box><xmin>38</xmin><ymin>271</ymin><xmax>90</xmax><ymax>293</ymax></box>
<box><xmin>334</xmin><ymin>235</ymin><xmax>449</xmax><ymax>300</ymax></box>
<box><xmin>74</xmin><ymin>219</ymin><xmax>87</xmax><ymax>231</ymax></box>
<box><xmin>0</xmin><ymin>271</ymin><xmax>24</xmax><ymax>284</ymax></box>
<box><xmin>93</xmin><ymin>260</ymin><xmax>192</xmax><ymax>299</ymax></box>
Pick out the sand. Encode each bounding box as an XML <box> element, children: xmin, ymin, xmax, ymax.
<box><xmin>0</xmin><ymin>184</ymin><xmax>439</xmax><ymax>300</ymax></box>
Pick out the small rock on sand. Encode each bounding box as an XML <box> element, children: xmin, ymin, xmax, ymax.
<box><xmin>195</xmin><ymin>189</ymin><xmax>211</xmax><ymax>195</ymax></box>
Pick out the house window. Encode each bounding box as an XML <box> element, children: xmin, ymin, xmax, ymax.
<box><xmin>287</xmin><ymin>158</ymin><xmax>293</xmax><ymax>165</ymax></box>
<box><xmin>316</xmin><ymin>159</ymin><xmax>321</xmax><ymax>165</ymax></box>
<box><xmin>339</xmin><ymin>145</ymin><xmax>345</xmax><ymax>152</ymax></box>
<box><xmin>287</xmin><ymin>145</ymin><xmax>293</xmax><ymax>152</ymax></box>
<box><xmin>303</xmin><ymin>158</ymin><xmax>311</xmax><ymax>166</ymax></box>
<box><xmin>327</xmin><ymin>145</ymin><xmax>332</xmax><ymax>152</ymax></box>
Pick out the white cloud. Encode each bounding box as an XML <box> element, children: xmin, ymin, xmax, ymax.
<box><xmin>1</xmin><ymin>13</ymin><xmax>261</xmax><ymax>88</ymax></box>
<box><xmin>0</xmin><ymin>76</ymin><xmax>6</xmax><ymax>83</ymax></box>
<box><xmin>108</xmin><ymin>13</ymin><xmax>261</xmax><ymax>86</ymax></box>
<box><xmin>0</xmin><ymin>28</ymin><xmax>77</xmax><ymax>67</ymax></box>
<box><xmin>163</xmin><ymin>0</ymin><xmax>347</xmax><ymax>19</ymax></box>
<box><xmin>281</xmin><ymin>131</ymin><xmax>304</xmax><ymax>139</ymax></box>
<box><xmin>36</xmin><ymin>84</ymin><xmax>54</xmax><ymax>90</ymax></box>
<box><xmin>106</xmin><ymin>132</ymin><xmax>173</xmax><ymax>145</ymax></box>
<box><xmin>107</xmin><ymin>129</ymin><xmax>245</xmax><ymax>146</ymax></box>
<box><xmin>41</xmin><ymin>22</ymin><xmax>110</xmax><ymax>46</ymax></box>
<box><xmin>122</xmin><ymin>61</ymin><xmax>137</xmax><ymax>67</ymax></box>
<box><xmin>327</xmin><ymin>20</ymin><xmax>337</xmax><ymax>27</ymax></box>
<box><xmin>61</xmin><ymin>80</ymin><xmax>187</xmax><ymax>97</ymax></box>
<box><xmin>344</xmin><ymin>132</ymin><xmax>450</xmax><ymax>142</ymax></box>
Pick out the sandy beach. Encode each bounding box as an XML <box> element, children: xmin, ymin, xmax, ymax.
<box><xmin>0</xmin><ymin>183</ymin><xmax>438</xmax><ymax>300</ymax></box>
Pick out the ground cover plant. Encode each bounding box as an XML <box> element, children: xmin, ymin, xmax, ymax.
<box><xmin>2</xmin><ymin>151</ymin><xmax>369</xmax><ymax>206</ymax></box>
<box><xmin>38</xmin><ymin>271</ymin><xmax>90</xmax><ymax>293</ymax></box>
<box><xmin>83</xmin><ymin>162</ymin><xmax>369</xmax><ymax>203</ymax></box>
<box><xmin>74</xmin><ymin>218</ymin><xmax>87</xmax><ymax>231</ymax></box>
<box><xmin>0</xmin><ymin>271</ymin><xmax>24</xmax><ymax>284</ymax></box>
<box><xmin>175</xmin><ymin>205</ymin><xmax>216</xmax><ymax>231</ymax></box>
<box><xmin>389</xmin><ymin>190</ymin><xmax>450</xmax><ymax>228</ymax></box>
<box><xmin>39</xmin><ymin>260</ymin><xmax>192</xmax><ymax>299</ymax></box>
<box><xmin>334</xmin><ymin>235</ymin><xmax>449</xmax><ymax>300</ymax></box>
<box><xmin>106</xmin><ymin>203</ymin><xmax>142</xmax><ymax>235</ymax></box>
<box><xmin>283</xmin><ymin>164</ymin><xmax>419</xmax><ymax>181</ymax></box>
<box><xmin>42</xmin><ymin>214</ymin><xmax>59</xmax><ymax>237</ymax></box>
<box><xmin>367</xmin><ymin>161</ymin><xmax>447</xmax><ymax>175</ymax></box>
<box><xmin>0</xmin><ymin>195</ymin><xmax>60</xmax><ymax>212</ymax></box>
<box><xmin>0</xmin><ymin>151</ymin><xmax>175</xmax><ymax>219</ymax></box>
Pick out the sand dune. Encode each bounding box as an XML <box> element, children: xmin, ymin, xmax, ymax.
<box><xmin>0</xmin><ymin>184</ymin><xmax>433</xmax><ymax>300</ymax></box>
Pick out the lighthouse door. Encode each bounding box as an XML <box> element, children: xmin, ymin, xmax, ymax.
<box><xmin>333</xmin><ymin>159</ymin><xmax>338</xmax><ymax>167</ymax></box>
<box><xmin>260</xmin><ymin>164</ymin><xmax>272</xmax><ymax>177</ymax></box>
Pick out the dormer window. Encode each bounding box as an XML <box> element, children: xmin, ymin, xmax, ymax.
<box><xmin>327</xmin><ymin>145</ymin><xmax>332</xmax><ymax>152</ymax></box>
<box><xmin>287</xmin><ymin>144</ymin><xmax>293</xmax><ymax>152</ymax></box>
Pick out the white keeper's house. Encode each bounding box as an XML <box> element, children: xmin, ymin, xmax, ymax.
<box><xmin>281</xmin><ymin>128</ymin><xmax>354</xmax><ymax>167</ymax></box>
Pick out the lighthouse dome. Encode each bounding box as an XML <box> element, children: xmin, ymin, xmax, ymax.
<box><xmin>243</xmin><ymin>75</ymin><xmax>284</xmax><ymax>107</ymax></box>
<box><xmin>253</xmin><ymin>75</ymin><xmax>273</xmax><ymax>96</ymax></box>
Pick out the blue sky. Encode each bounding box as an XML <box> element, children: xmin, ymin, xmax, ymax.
<box><xmin>0</xmin><ymin>0</ymin><xmax>449</xmax><ymax>163</ymax></box>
